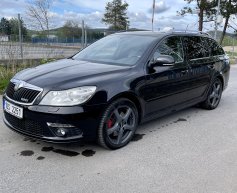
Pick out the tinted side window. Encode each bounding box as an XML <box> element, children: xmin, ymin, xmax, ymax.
<box><xmin>207</xmin><ymin>38</ymin><xmax>225</xmax><ymax>56</ymax></box>
<box><xmin>185</xmin><ymin>36</ymin><xmax>209</xmax><ymax>59</ymax></box>
<box><xmin>153</xmin><ymin>36</ymin><xmax>184</xmax><ymax>63</ymax></box>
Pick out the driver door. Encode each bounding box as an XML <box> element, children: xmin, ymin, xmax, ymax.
<box><xmin>143</xmin><ymin>36</ymin><xmax>191</xmax><ymax>115</ymax></box>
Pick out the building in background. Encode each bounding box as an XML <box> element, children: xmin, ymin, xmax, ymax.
<box><xmin>0</xmin><ymin>35</ymin><xmax>9</xmax><ymax>42</ymax></box>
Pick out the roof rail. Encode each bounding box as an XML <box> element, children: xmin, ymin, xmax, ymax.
<box><xmin>199</xmin><ymin>31</ymin><xmax>212</xmax><ymax>37</ymax></box>
<box><xmin>170</xmin><ymin>30</ymin><xmax>212</xmax><ymax>37</ymax></box>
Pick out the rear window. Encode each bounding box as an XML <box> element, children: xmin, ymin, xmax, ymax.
<box><xmin>184</xmin><ymin>36</ymin><xmax>210</xmax><ymax>60</ymax></box>
<box><xmin>204</xmin><ymin>38</ymin><xmax>225</xmax><ymax>56</ymax></box>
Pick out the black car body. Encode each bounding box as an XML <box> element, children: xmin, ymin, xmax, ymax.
<box><xmin>2</xmin><ymin>31</ymin><xmax>230</xmax><ymax>149</ymax></box>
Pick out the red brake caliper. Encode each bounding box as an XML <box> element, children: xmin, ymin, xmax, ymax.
<box><xmin>107</xmin><ymin>119</ymin><xmax>113</xmax><ymax>128</ymax></box>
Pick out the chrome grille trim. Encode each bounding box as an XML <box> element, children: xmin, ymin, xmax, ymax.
<box><xmin>11</xmin><ymin>79</ymin><xmax>43</xmax><ymax>91</ymax></box>
<box><xmin>5</xmin><ymin>79</ymin><xmax>43</xmax><ymax>106</ymax></box>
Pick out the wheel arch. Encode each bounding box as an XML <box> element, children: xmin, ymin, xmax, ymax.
<box><xmin>206</xmin><ymin>74</ymin><xmax>224</xmax><ymax>97</ymax></box>
<box><xmin>108</xmin><ymin>91</ymin><xmax>143</xmax><ymax>124</ymax></box>
<box><xmin>216</xmin><ymin>74</ymin><xmax>224</xmax><ymax>89</ymax></box>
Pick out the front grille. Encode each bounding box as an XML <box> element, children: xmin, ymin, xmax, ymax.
<box><xmin>4</xmin><ymin>112</ymin><xmax>45</xmax><ymax>137</ymax></box>
<box><xmin>5</xmin><ymin>82</ymin><xmax>41</xmax><ymax>104</ymax></box>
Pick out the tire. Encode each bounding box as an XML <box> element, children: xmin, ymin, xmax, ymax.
<box><xmin>97</xmin><ymin>98</ymin><xmax>138</xmax><ymax>150</ymax></box>
<box><xmin>201</xmin><ymin>78</ymin><xmax>223</xmax><ymax>110</ymax></box>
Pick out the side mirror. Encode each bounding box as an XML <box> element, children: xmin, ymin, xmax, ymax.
<box><xmin>148</xmin><ymin>55</ymin><xmax>175</xmax><ymax>69</ymax></box>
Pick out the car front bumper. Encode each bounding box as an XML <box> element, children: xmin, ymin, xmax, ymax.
<box><xmin>2</xmin><ymin>96</ymin><xmax>106</xmax><ymax>143</ymax></box>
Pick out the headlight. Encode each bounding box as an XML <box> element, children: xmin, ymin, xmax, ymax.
<box><xmin>39</xmin><ymin>86</ymin><xmax>96</xmax><ymax>106</ymax></box>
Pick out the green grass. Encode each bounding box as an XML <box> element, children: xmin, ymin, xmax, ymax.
<box><xmin>222</xmin><ymin>36</ymin><xmax>237</xmax><ymax>47</ymax></box>
<box><xmin>0</xmin><ymin>67</ymin><xmax>15</xmax><ymax>94</ymax></box>
<box><xmin>225</xmin><ymin>51</ymin><xmax>237</xmax><ymax>57</ymax></box>
<box><xmin>0</xmin><ymin>78</ymin><xmax>11</xmax><ymax>94</ymax></box>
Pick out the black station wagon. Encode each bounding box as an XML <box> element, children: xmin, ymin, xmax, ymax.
<box><xmin>3</xmin><ymin>31</ymin><xmax>230</xmax><ymax>149</ymax></box>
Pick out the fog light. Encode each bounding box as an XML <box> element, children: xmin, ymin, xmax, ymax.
<box><xmin>56</xmin><ymin>128</ymin><xmax>67</xmax><ymax>137</ymax></box>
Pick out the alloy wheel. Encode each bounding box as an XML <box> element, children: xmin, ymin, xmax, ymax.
<box><xmin>208</xmin><ymin>80</ymin><xmax>222</xmax><ymax>108</ymax></box>
<box><xmin>98</xmin><ymin>98</ymin><xmax>138</xmax><ymax>149</ymax></box>
<box><xmin>106</xmin><ymin>105</ymin><xmax>136</xmax><ymax>145</ymax></box>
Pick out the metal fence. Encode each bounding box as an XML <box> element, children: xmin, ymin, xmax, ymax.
<box><xmin>1</xmin><ymin>33</ymin><xmax>237</xmax><ymax>63</ymax></box>
<box><xmin>0</xmin><ymin>35</ymin><xmax>102</xmax><ymax>60</ymax></box>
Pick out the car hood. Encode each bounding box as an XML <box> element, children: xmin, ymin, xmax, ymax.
<box><xmin>14</xmin><ymin>59</ymin><xmax>132</xmax><ymax>89</ymax></box>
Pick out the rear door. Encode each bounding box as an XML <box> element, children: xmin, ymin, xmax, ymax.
<box><xmin>205</xmin><ymin>37</ymin><xmax>229</xmax><ymax>87</ymax></box>
<box><xmin>183</xmin><ymin>36</ymin><xmax>213</xmax><ymax>99</ymax></box>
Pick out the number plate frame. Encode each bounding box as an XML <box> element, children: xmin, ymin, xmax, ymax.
<box><xmin>3</xmin><ymin>100</ymin><xmax>23</xmax><ymax>119</ymax></box>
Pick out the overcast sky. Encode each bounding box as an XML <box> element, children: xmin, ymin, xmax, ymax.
<box><xmin>0</xmin><ymin>0</ymin><xmax>228</xmax><ymax>32</ymax></box>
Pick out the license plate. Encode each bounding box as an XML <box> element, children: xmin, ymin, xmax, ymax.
<box><xmin>4</xmin><ymin>100</ymin><xmax>23</xmax><ymax>119</ymax></box>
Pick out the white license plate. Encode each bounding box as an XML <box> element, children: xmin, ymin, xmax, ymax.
<box><xmin>4</xmin><ymin>100</ymin><xmax>23</xmax><ymax>119</ymax></box>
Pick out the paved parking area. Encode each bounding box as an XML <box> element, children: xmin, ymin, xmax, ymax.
<box><xmin>0</xmin><ymin>66</ymin><xmax>237</xmax><ymax>193</ymax></box>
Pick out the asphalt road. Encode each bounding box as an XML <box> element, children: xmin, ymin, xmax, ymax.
<box><xmin>1</xmin><ymin>66</ymin><xmax>237</xmax><ymax>193</ymax></box>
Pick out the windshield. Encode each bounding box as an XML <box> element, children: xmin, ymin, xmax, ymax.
<box><xmin>73</xmin><ymin>34</ymin><xmax>157</xmax><ymax>66</ymax></box>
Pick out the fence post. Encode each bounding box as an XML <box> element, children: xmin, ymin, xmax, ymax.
<box><xmin>232</xmin><ymin>37</ymin><xmax>235</xmax><ymax>57</ymax></box>
<box><xmin>82</xmin><ymin>20</ymin><xmax>85</xmax><ymax>49</ymax></box>
<box><xmin>18</xmin><ymin>13</ymin><xmax>23</xmax><ymax>59</ymax></box>
<box><xmin>85</xmin><ymin>27</ymin><xmax>87</xmax><ymax>47</ymax></box>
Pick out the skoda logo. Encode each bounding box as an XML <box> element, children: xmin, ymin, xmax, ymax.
<box><xmin>14</xmin><ymin>81</ymin><xmax>25</xmax><ymax>91</ymax></box>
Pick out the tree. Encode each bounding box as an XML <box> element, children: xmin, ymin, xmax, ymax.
<box><xmin>59</xmin><ymin>20</ymin><xmax>82</xmax><ymax>39</ymax></box>
<box><xmin>102</xmin><ymin>0</ymin><xmax>129</xmax><ymax>30</ymax></box>
<box><xmin>9</xmin><ymin>18</ymin><xmax>28</xmax><ymax>37</ymax></box>
<box><xmin>0</xmin><ymin>17</ymin><xmax>11</xmax><ymax>35</ymax></box>
<box><xmin>178</xmin><ymin>0</ymin><xmax>217</xmax><ymax>31</ymax></box>
<box><xmin>89</xmin><ymin>31</ymin><xmax>104</xmax><ymax>40</ymax></box>
<box><xmin>219</xmin><ymin>0</ymin><xmax>237</xmax><ymax>44</ymax></box>
<box><xmin>26</xmin><ymin>0</ymin><xmax>52</xmax><ymax>37</ymax></box>
<box><xmin>59</xmin><ymin>20</ymin><xmax>104</xmax><ymax>43</ymax></box>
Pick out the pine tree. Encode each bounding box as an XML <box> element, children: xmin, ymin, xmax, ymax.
<box><xmin>0</xmin><ymin>17</ymin><xmax>11</xmax><ymax>35</ymax></box>
<box><xmin>102</xmin><ymin>0</ymin><xmax>129</xmax><ymax>30</ymax></box>
<box><xmin>178</xmin><ymin>0</ymin><xmax>217</xmax><ymax>31</ymax></box>
<box><xmin>219</xmin><ymin>0</ymin><xmax>237</xmax><ymax>44</ymax></box>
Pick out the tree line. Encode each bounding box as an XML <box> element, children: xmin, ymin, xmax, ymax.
<box><xmin>1</xmin><ymin>0</ymin><xmax>237</xmax><ymax>45</ymax></box>
<box><xmin>0</xmin><ymin>17</ymin><xmax>28</xmax><ymax>38</ymax></box>
<box><xmin>102</xmin><ymin>0</ymin><xmax>237</xmax><ymax>45</ymax></box>
<box><xmin>0</xmin><ymin>16</ymin><xmax>104</xmax><ymax>42</ymax></box>
<box><xmin>179</xmin><ymin>0</ymin><xmax>237</xmax><ymax>44</ymax></box>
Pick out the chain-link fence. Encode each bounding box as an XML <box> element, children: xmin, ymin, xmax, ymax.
<box><xmin>0</xmin><ymin>34</ymin><xmax>104</xmax><ymax>93</ymax></box>
<box><xmin>1</xmin><ymin>32</ymin><xmax>237</xmax><ymax>62</ymax></box>
<box><xmin>0</xmin><ymin>34</ymin><xmax>103</xmax><ymax>61</ymax></box>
